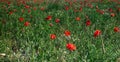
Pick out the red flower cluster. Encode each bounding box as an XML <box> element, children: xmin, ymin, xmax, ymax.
<box><xmin>114</xmin><ymin>27</ymin><xmax>119</xmax><ymax>32</ymax></box>
<box><xmin>25</xmin><ymin>5</ymin><xmax>30</xmax><ymax>9</ymax></box>
<box><xmin>9</xmin><ymin>11</ymin><xmax>13</xmax><ymax>15</ymax></box>
<box><xmin>55</xmin><ymin>18</ymin><xmax>60</xmax><ymax>23</ymax></box>
<box><xmin>75</xmin><ymin>17</ymin><xmax>81</xmax><ymax>21</ymax></box>
<box><xmin>108</xmin><ymin>8</ymin><xmax>113</xmax><ymax>12</ymax></box>
<box><xmin>79</xmin><ymin>7</ymin><xmax>83</xmax><ymax>11</ymax></box>
<box><xmin>64</xmin><ymin>30</ymin><xmax>71</xmax><ymax>36</ymax></box>
<box><xmin>86</xmin><ymin>19</ymin><xmax>91</xmax><ymax>26</ymax></box>
<box><xmin>66</xmin><ymin>43</ymin><xmax>76</xmax><ymax>51</ymax></box>
<box><xmin>24</xmin><ymin>21</ymin><xmax>30</xmax><ymax>26</ymax></box>
<box><xmin>50</xmin><ymin>34</ymin><xmax>56</xmax><ymax>40</ymax></box>
<box><xmin>110</xmin><ymin>13</ymin><xmax>115</xmax><ymax>17</ymax></box>
<box><xmin>45</xmin><ymin>16</ymin><xmax>52</xmax><ymax>20</ymax></box>
<box><xmin>65</xmin><ymin>6</ymin><xmax>69</xmax><ymax>11</ymax></box>
<box><xmin>19</xmin><ymin>17</ymin><xmax>24</xmax><ymax>22</ymax></box>
<box><xmin>94</xmin><ymin>30</ymin><xmax>101</xmax><ymax>38</ymax></box>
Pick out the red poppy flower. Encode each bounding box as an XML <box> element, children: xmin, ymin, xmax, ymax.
<box><xmin>111</xmin><ymin>13</ymin><xmax>115</xmax><ymax>17</ymax></box>
<box><xmin>25</xmin><ymin>5</ymin><xmax>30</xmax><ymax>9</ymax></box>
<box><xmin>79</xmin><ymin>7</ymin><xmax>82</xmax><ymax>11</ymax></box>
<box><xmin>50</xmin><ymin>34</ymin><xmax>56</xmax><ymax>40</ymax></box>
<box><xmin>114</xmin><ymin>27</ymin><xmax>119</xmax><ymax>32</ymax></box>
<box><xmin>19</xmin><ymin>17</ymin><xmax>24</xmax><ymax>22</ymax></box>
<box><xmin>64</xmin><ymin>30</ymin><xmax>71</xmax><ymax>36</ymax></box>
<box><xmin>66</xmin><ymin>43</ymin><xmax>76</xmax><ymax>51</ymax></box>
<box><xmin>7</xmin><ymin>1</ymin><xmax>11</xmax><ymax>5</ymax></box>
<box><xmin>45</xmin><ymin>15</ymin><xmax>52</xmax><ymax>20</ymax></box>
<box><xmin>55</xmin><ymin>18</ymin><xmax>60</xmax><ymax>23</ymax></box>
<box><xmin>24</xmin><ymin>21</ymin><xmax>30</xmax><ymax>26</ymax></box>
<box><xmin>75</xmin><ymin>17</ymin><xmax>80</xmax><ymax>21</ymax></box>
<box><xmin>108</xmin><ymin>8</ymin><xmax>113</xmax><ymax>12</ymax></box>
<box><xmin>94</xmin><ymin>30</ymin><xmax>101</xmax><ymax>37</ymax></box>
<box><xmin>65</xmin><ymin>6</ymin><xmax>69</xmax><ymax>11</ymax></box>
<box><xmin>86</xmin><ymin>19</ymin><xmax>91</xmax><ymax>26</ymax></box>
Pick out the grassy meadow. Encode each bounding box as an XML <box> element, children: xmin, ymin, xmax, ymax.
<box><xmin>0</xmin><ymin>0</ymin><xmax>120</xmax><ymax>62</ymax></box>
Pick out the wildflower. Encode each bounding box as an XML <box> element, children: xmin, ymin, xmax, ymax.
<box><xmin>108</xmin><ymin>8</ymin><xmax>113</xmax><ymax>12</ymax></box>
<box><xmin>64</xmin><ymin>30</ymin><xmax>71</xmax><ymax>36</ymax></box>
<box><xmin>55</xmin><ymin>18</ymin><xmax>60</xmax><ymax>23</ymax></box>
<box><xmin>18</xmin><ymin>17</ymin><xmax>24</xmax><ymax>22</ymax></box>
<box><xmin>66</xmin><ymin>43</ymin><xmax>76</xmax><ymax>51</ymax></box>
<box><xmin>45</xmin><ymin>15</ymin><xmax>52</xmax><ymax>20</ymax></box>
<box><xmin>111</xmin><ymin>13</ymin><xmax>115</xmax><ymax>17</ymax></box>
<box><xmin>79</xmin><ymin>7</ymin><xmax>82</xmax><ymax>11</ymax></box>
<box><xmin>65</xmin><ymin>6</ymin><xmax>69</xmax><ymax>11</ymax></box>
<box><xmin>114</xmin><ymin>27</ymin><xmax>119</xmax><ymax>32</ymax></box>
<box><xmin>9</xmin><ymin>11</ymin><xmax>13</xmax><ymax>15</ymax></box>
<box><xmin>75</xmin><ymin>17</ymin><xmax>80</xmax><ymax>21</ymax></box>
<box><xmin>86</xmin><ymin>19</ymin><xmax>91</xmax><ymax>26</ymax></box>
<box><xmin>25</xmin><ymin>5</ymin><xmax>30</xmax><ymax>9</ymax></box>
<box><xmin>24</xmin><ymin>21</ymin><xmax>30</xmax><ymax>26</ymax></box>
<box><xmin>7</xmin><ymin>1</ymin><xmax>11</xmax><ymax>5</ymax></box>
<box><xmin>50</xmin><ymin>34</ymin><xmax>56</xmax><ymax>40</ymax></box>
<box><xmin>94</xmin><ymin>30</ymin><xmax>101</xmax><ymax>37</ymax></box>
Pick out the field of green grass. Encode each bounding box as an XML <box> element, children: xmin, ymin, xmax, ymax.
<box><xmin>0</xmin><ymin>0</ymin><xmax>120</xmax><ymax>62</ymax></box>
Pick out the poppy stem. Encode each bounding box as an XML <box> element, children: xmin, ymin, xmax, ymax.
<box><xmin>101</xmin><ymin>39</ymin><xmax>106</xmax><ymax>54</ymax></box>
